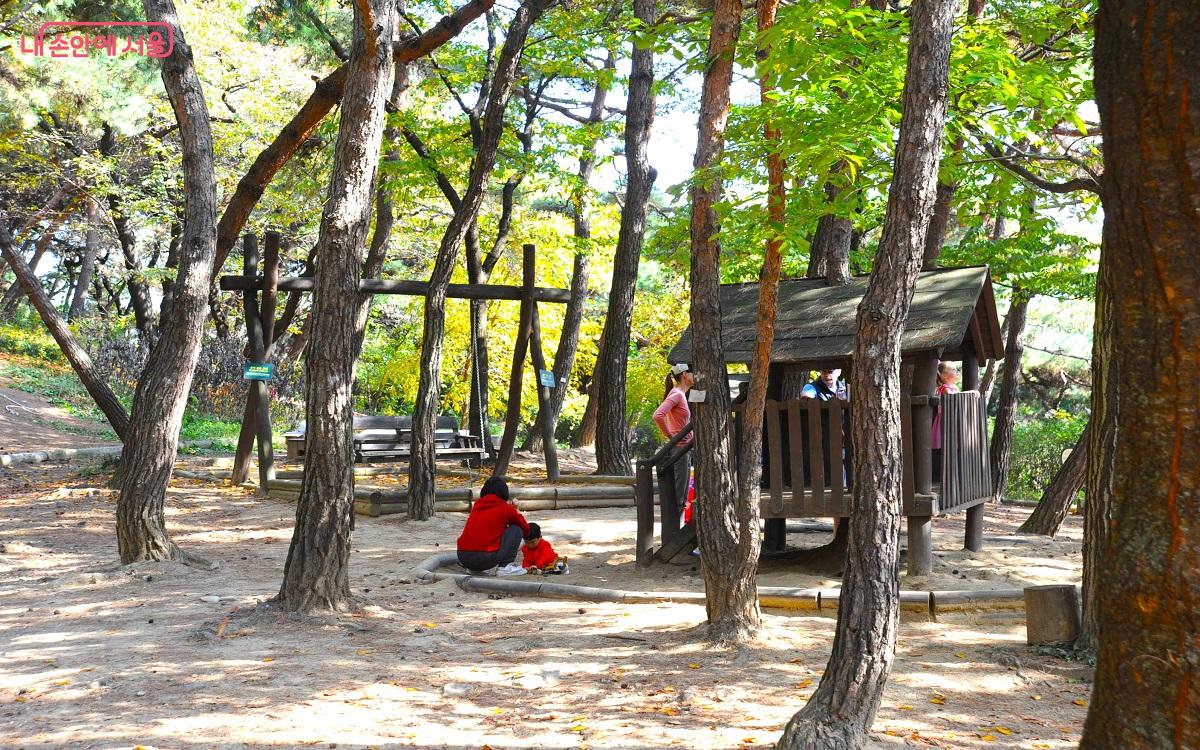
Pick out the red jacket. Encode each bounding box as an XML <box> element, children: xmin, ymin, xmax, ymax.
<box><xmin>456</xmin><ymin>494</ymin><xmax>530</xmax><ymax>552</ymax></box>
<box><xmin>521</xmin><ymin>539</ymin><xmax>558</xmax><ymax>569</ymax></box>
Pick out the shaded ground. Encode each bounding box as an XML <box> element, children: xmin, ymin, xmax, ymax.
<box><xmin>0</xmin><ymin>459</ymin><xmax>1092</xmax><ymax>750</ymax></box>
<box><xmin>0</xmin><ymin>386</ymin><xmax>117</xmax><ymax>454</ymax></box>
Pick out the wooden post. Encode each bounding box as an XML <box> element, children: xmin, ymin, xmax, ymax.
<box><xmin>912</xmin><ymin>353</ymin><xmax>937</xmax><ymax>495</ymax></box>
<box><xmin>907</xmin><ymin>515</ymin><xmax>933</xmax><ymax>577</ymax></box>
<box><xmin>529</xmin><ymin>303</ymin><xmax>560</xmax><ymax>480</ymax></box>
<box><xmin>1024</xmin><ymin>584</ymin><xmax>1082</xmax><ymax>645</ymax></box>
<box><xmin>965</xmin><ymin>503</ymin><xmax>985</xmax><ymax>551</ymax></box>
<box><xmin>635</xmin><ymin>461</ymin><xmax>655</xmax><ymax>567</ymax></box>
<box><xmin>254</xmin><ymin>232</ymin><xmax>280</xmax><ymax>492</ymax></box>
<box><xmin>232</xmin><ymin>235</ymin><xmax>260</xmax><ymax>485</ymax></box>
<box><xmin>763</xmin><ymin>363</ymin><xmax>787</xmax><ymax>552</ymax></box>
<box><xmin>961</xmin><ymin>342</ymin><xmax>980</xmax><ymax>391</ymax></box>
<box><xmin>493</xmin><ymin>244</ymin><xmax>536</xmax><ymax>476</ymax></box>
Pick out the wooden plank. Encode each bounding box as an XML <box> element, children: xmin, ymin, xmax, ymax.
<box><xmin>786</xmin><ymin>400</ymin><xmax>804</xmax><ymax>515</ymax></box>
<box><xmin>806</xmin><ymin>397</ymin><xmax>825</xmax><ymax>514</ymax></box>
<box><xmin>219</xmin><ymin>275</ymin><xmax>573</xmax><ymax>303</ymax></box>
<box><xmin>829</xmin><ymin>398</ymin><xmax>844</xmax><ymax>512</ymax></box>
<box><xmin>766</xmin><ymin>400</ymin><xmax>784</xmax><ymax>516</ymax></box>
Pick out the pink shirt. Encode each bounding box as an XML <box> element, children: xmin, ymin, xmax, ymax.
<box><xmin>931</xmin><ymin>382</ymin><xmax>959</xmax><ymax>450</ymax></box>
<box><xmin>654</xmin><ymin>387</ymin><xmax>692</xmax><ymax>445</ymax></box>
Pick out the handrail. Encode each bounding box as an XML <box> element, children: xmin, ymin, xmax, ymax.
<box><xmin>637</xmin><ymin>420</ymin><xmax>694</xmax><ymax>468</ymax></box>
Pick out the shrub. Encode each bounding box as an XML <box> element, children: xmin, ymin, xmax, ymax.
<box><xmin>0</xmin><ymin>323</ymin><xmax>63</xmax><ymax>362</ymax></box>
<box><xmin>1007</xmin><ymin>408</ymin><xmax>1088</xmax><ymax>502</ymax></box>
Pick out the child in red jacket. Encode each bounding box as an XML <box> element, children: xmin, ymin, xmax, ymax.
<box><xmin>457</xmin><ymin>477</ymin><xmax>530</xmax><ymax>576</ymax></box>
<box><xmin>521</xmin><ymin>523</ymin><xmax>566</xmax><ymax>574</ymax></box>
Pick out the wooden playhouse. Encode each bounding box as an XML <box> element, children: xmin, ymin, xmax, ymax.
<box><xmin>637</xmin><ymin>265</ymin><xmax>1004</xmax><ymax>575</ymax></box>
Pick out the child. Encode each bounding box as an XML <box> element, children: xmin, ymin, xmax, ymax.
<box><xmin>521</xmin><ymin>523</ymin><xmax>567</xmax><ymax>574</ymax></box>
<box><xmin>932</xmin><ymin>361</ymin><xmax>960</xmax><ymax>478</ymax></box>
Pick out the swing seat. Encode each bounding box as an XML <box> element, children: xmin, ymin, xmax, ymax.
<box><xmin>284</xmin><ymin>415</ymin><xmax>488</xmax><ymax>464</ymax></box>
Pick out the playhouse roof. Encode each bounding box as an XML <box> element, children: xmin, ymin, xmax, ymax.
<box><xmin>668</xmin><ymin>265</ymin><xmax>1004</xmax><ymax>366</ymax></box>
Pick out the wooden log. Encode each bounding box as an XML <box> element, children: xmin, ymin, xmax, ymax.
<box><xmin>219</xmin><ymin>274</ymin><xmax>572</xmax><ymax>303</ymax></box>
<box><xmin>556</xmin><ymin>474</ymin><xmax>639</xmax><ymax>486</ymax></box>
<box><xmin>1024</xmin><ymin>584</ymin><xmax>1082</xmax><ymax>645</ymax></box>
<box><xmin>254</xmin><ymin>232</ymin><xmax>280</xmax><ymax>493</ymax></box>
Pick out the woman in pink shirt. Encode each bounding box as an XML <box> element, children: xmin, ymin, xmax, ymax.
<box><xmin>653</xmin><ymin>363</ymin><xmax>693</xmax><ymax>525</ymax></box>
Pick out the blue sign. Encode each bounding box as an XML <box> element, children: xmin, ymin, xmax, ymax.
<box><xmin>244</xmin><ymin>363</ymin><xmax>274</xmax><ymax>381</ymax></box>
<box><xmin>538</xmin><ymin>369</ymin><xmax>557</xmax><ymax>388</ymax></box>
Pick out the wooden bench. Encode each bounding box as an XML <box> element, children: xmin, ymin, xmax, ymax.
<box><xmin>284</xmin><ymin>415</ymin><xmax>488</xmax><ymax>464</ymax></box>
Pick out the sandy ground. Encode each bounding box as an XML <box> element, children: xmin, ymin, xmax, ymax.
<box><xmin>0</xmin><ymin>386</ymin><xmax>117</xmax><ymax>454</ymax></box>
<box><xmin>0</xmin><ymin>458</ymin><xmax>1093</xmax><ymax>750</ymax></box>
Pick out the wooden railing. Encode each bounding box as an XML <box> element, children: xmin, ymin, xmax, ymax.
<box><xmin>938</xmin><ymin>391</ymin><xmax>993</xmax><ymax>511</ymax></box>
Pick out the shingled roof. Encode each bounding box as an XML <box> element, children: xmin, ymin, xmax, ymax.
<box><xmin>669</xmin><ymin>265</ymin><xmax>1004</xmax><ymax>366</ymax></box>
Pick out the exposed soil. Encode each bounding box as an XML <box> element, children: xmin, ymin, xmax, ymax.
<box><xmin>0</xmin><ymin>456</ymin><xmax>1093</xmax><ymax>750</ymax></box>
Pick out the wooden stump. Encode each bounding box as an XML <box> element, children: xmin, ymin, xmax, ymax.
<box><xmin>1024</xmin><ymin>584</ymin><xmax>1081</xmax><ymax>645</ymax></box>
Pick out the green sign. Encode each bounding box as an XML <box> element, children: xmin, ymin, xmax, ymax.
<box><xmin>243</xmin><ymin>363</ymin><xmax>274</xmax><ymax>381</ymax></box>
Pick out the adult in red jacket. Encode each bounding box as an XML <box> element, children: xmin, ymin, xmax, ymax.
<box><xmin>456</xmin><ymin>476</ymin><xmax>531</xmax><ymax>575</ymax></box>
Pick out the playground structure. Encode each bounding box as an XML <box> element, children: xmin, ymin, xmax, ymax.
<box><xmin>637</xmin><ymin>266</ymin><xmax>1005</xmax><ymax>576</ymax></box>
<box><xmin>219</xmin><ymin>233</ymin><xmax>572</xmax><ymax>489</ymax></box>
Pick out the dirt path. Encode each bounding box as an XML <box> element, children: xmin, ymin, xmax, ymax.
<box><xmin>0</xmin><ymin>382</ymin><xmax>117</xmax><ymax>454</ymax></box>
<box><xmin>0</xmin><ymin>460</ymin><xmax>1092</xmax><ymax>750</ymax></box>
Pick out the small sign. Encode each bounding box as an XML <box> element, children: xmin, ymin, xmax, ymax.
<box><xmin>688</xmin><ymin>389</ymin><xmax>707</xmax><ymax>403</ymax></box>
<box><xmin>244</xmin><ymin>363</ymin><xmax>274</xmax><ymax>381</ymax></box>
<box><xmin>538</xmin><ymin>369</ymin><xmax>557</xmax><ymax>388</ymax></box>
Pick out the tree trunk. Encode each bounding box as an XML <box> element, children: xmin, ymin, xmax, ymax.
<box><xmin>407</xmin><ymin>0</ymin><xmax>553</xmax><ymax>519</ymax></box>
<box><xmin>0</xmin><ymin>211</ymin><xmax>130</xmax><ymax>440</ymax></box>
<box><xmin>0</xmin><ymin>198</ymin><xmax>74</xmax><ymax>315</ymax></box>
<box><xmin>68</xmin><ymin>199</ymin><xmax>99</xmax><ymax>320</ymax></box>
<box><xmin>807</xmin><ymin>180</ymin><xmax>852</xmax><ymax>286</ymax></box>
<box><xmin>687</xmin><ymin>0</ymin><xmax>749</xmax><ymax>643</ymax></box>
<box><xmin>576</xmin><ymin>377</ymin><xmax>598</xmax><ymax>447</ymax></box>
<box><xmin>989</xmin><ymin>290</ymin><xmax>1029</xmax><ymax>500</ymax></box>
<box><xmin>1082</xmin><ymin>2</ymin><xmax>1200</xmax><ymax>744</ymax></box>
<box><xmin>593</xmin><ymin>0</ymin><xmax>656</xmax><ymax>476</ymax></box>
<box><xmin>1079</xmin><ymin>251</ymin><xmax>1115</xmax><ymax>653</ymax></box>
<box><xmin>524</xmin><ymin>51</ymin><xmax>614</xmax><ymax>455</ymax></box>
<box><xmin>276</xmin><ymin>0</ymin><xmax>396</xmax><ymax>612</ymax></box>
<box><xmin>1017</xmin><ymin>420</ymin><xmax>1090</xmax><ymax>536</ymax></box>
<box><xmin>115</xmin><ymin>0</ymin><xmax>218</xmax><ymax>566</ymax></box>
<box><xmin>778</xmin><ymin>0</ymin><xmax>954</xmax><ymax>745</ymax></box>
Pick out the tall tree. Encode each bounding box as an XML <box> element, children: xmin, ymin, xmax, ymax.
<box><xmin>276</xmin><ymin>0</ymin><xmax>397</xmax><ymax>612</ymax></box>
<box><xmin>688</xmin><ymin>0</ymin><xmax>754</xmax><ymax>643</ymax></box>
<box><xmin>592</xmin><ymin>0</ymin><xmax>657</xmax><ymax>476</ymax></box>
<box><xmin>407</xmin><ymin>0</ymin><xmax>554</xmax><ymax>519</ymax></box>
<box><xmin>989</xmin><ymin>288</ymin><xmax>1029</xmax><ymax>499</ymax></box>
<box><xmin>777</xmin><ymin>0</ymin><xmax>955</xmax><ymax>745</ymax></box>
<box><xmin>113</xmin><ymin>0</ymin><xmax>220</xmax><ymax>565</ymax></box>
<box><xmin>1081</xmin><ymin>1</ymin><xmax>1200</xmax><ymax>744</ymax></box>
<box><xmin>68</xmin><ymin>199</ymin><xmax>99</xmax><ymax>320</ymax></box>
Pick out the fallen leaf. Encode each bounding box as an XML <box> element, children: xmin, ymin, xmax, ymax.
<box><xmin>994</xmin><ymin>726</ymin><xmax>1012</xmax><ymax>736</ymax></box>
<box><xmin>660</xmin><ymin>707</ymin><xmax>680</xmax><ymax>716</ymax></box>
<box><xmin>980</xmin><ymin>734</ymin><xmax>996</xmax><ymax>742</ymax></box>
<box><xmin>569</xmin><ymin>724</ymin><xmax>587</xmax><ymax>733</ymax></box>
<box><xmin>262</xmin><ymin>657</ymin><xmax>274</xmax><ymax>663</ymax></box>
<box><xmin>795</xmin><ymin>679</ymin><xmax>813</xmax><ymax>689</ymax></box>
<box><xmin>423</xmin><ymin>622</ymin><xmax>438</xmax><ymax>628</ymax></box>
<box><xmin>954</xmin><ymin>652</ymin><xmax>967</xmax><ymax>659</ymax></box>
<box><xmin>688</xmin><ymin>663</ymin><xmax>701</xmax><ymax>670</ymax></box>
<box><xmin>1032</xmin><ymin>694</ymin><xmax>1043</xmax><ymax>701</ymax></box>
<box><xmin>898</xmin><ymin>705</ymin><xmax>914</xmax><ymax>711</ymax></box>
<box><xmin>52</xmin><ymin>679</ymin><xmax>71</xmax><ymax>687</ymax></box>
<box><xmin>930</xmin><ymin>697</ymin><xmax>945</xmax><ymax>705</ymax></box>
<box><xmin>1073</xmin><ymin>698</ymin><xmax>1088</xmax><ymax>706</ymax></box>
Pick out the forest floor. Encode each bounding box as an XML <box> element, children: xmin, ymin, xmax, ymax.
<box><xmin>0</xmin><ymin>455</ymin><xmax>1094</xmax><ymax>750</ymax></box>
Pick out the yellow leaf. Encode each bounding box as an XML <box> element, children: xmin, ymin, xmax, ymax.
<box><xmin>569</xmin><ymin>724</ymin><xmax>587</xmax><ymax>733</ymax></box>
<box><xmin>795</xmin><ymin>679</ymin><xmax>813</xmax><ymax>689</ymax></box>
<box><xmin>1073</xmin><ymin>698</ymin><xmax>1088</xmax><ymax>706</ymax></box>
<box><xmin>262</xmin><ymin>657</ymin><xmax>274</xmax><ymax>662</ymax></box>
<box><xmin>356</xmin><ymin>649</ymin><xmax>372</xmax><ymax>656</ymax></box>
<box><xmin>741</xmin><ymin>738</ymin><xmax>757</xmax><ymax>744</ymax></box>
<box><xmin>660</xmin><ymin>707</ymin><xmax>680</xmax><ymax>716</ymax></box>
<box><xmin>52</xmin><ymin>679</ymin><xmax>71</xmax><ymax>687</ymax></box>
<box><xmin>980</xmin><ymin>735</ymin><xmax>996</xmax><ymax>742</ymax></box>
<box><xmin>954</xmin><ymin>652</ymin><xmax>967</xmax><ymax>659</ymax></box>
<box><xmin>930</xmin><ymin>697</ymin><xmax>945</xmax><ymax>705</ymax></box>
<box><xmin>688</xmin><ymin>663</ymin><xmax>701</xmax><ymax>670</ymax></box>
<box><xmin>898</xmin><ymin>705</ymin><xmax>914</xmax><ymax>711</ymax></box>
<box><xmin>491</xmin><ymin>707</ymin><xmax>504</xmax><ymax>715</ymax></box>
<box><xmin>994</xmin><ymin>726</ymin><xmax>1012</xmax><ymax>735</ymax></box>
<box><xmin>423</xmin><ymin>622</ymin><xmax>438</xmax><ymax>628</ymax></box>
<box><xmin>1032</xmin><ymin>694</ymin><xmax>1043</xmax><ymax>700</ymax></box>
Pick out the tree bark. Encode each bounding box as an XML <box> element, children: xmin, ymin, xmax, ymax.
<box><xmin>407</xmin><ymin>0</ymin><xmax>553</xmax><ymax>519</ymax></box>
<box><xmin>989</xmin><ymin>289</ymin><xmax>1029</xmax><ymax>500</ymax></box>
<box><xmin>1082</xmin><ymin>2</ymin><xmax>1200</xmax><ymax>744</ymax></box>
<box><xmin>115</xmin><ymin>0</ymin><xmax>218</xmax><ymax>566</ymax></box>
<box><xmin>1017</xmin><ymin>420</ymin><xmax>1090</xmax><ymax>536</ymax></box>
<box><xmin>807</xmin><ymin>180</ymin><xmax>852</xmax><ymax>286</ymax></box>
<box><xmin>777</xmin><ymin>0</ymin><xmax>954</xmax><ymax>745</ymax></box>
<box><xmin>593</xmin><ymin>0</ymin><xmax>656</xmax><ymax>476</ymax></box>
<box><xmin>276</xmin><ymin>0</ymin><xmax>397</xmax><ymax>612</ymax></box>
<box><xmin>687</xmin><ymin>0</ymin><xmax>748</xmax><ymax>643</ymax></box>
<box><xmin>0</xmin><ymin>211</ymin><xmax>130</xmax><ymax>440</ymax></box>
<box><xmin>68</xmin><ymin>199</ymin><xmax>99</xmax><ymax>320</ymax></box>
<box><xmin>1079</xmin><ymin>250</ymin><xmax>1115</xmax><ymax>653</ymax></box>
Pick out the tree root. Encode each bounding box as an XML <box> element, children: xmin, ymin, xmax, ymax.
<box><xmin>775</xmin><ymin>712</ymin><xmax>866</xmax><ymax>750</ymax></box>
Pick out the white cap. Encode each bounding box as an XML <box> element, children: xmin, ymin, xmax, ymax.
<box><xmin>670</xmin><ymin>363</ymin><xmax>690</xmax><ymax>376</ymax></box>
